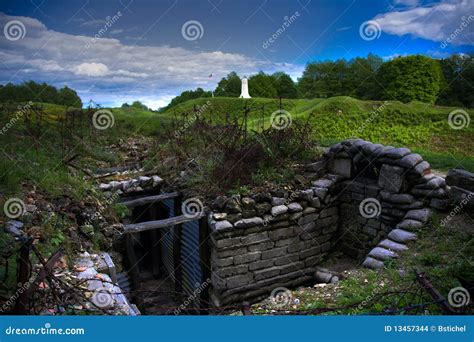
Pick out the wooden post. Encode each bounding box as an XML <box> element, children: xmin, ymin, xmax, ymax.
<box><xmin>13</xmin><ymin>238</ymin><xmax>33</xmax><ymax>314</ymax></box>
<box><xmin>241</xmin><ymin>301</ymin><xmax>251</xmax><ymax>316</ymax></box>
<box><xmin>125</xmin><ymin>234</ymin><xmax>140</xmax><ymax>290</ymax></box>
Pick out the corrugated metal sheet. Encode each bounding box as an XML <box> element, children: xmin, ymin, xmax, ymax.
<box><xmin>181</xmin><ymin>219</ymin><xmax>203</xmax><ymax>309</ymax></box>
<box><xmin>161</xmin><ymin>198</ymin><xmax>175</xmax><ymax>282</ymax></box>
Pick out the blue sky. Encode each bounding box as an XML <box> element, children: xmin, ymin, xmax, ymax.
<box><xmin>0</xmin><ymin>0</ymin><xmax>473</xmax><ymax>108</ymax></box>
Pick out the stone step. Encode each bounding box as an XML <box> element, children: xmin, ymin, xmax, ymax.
<box><xmin>368</xmin><ymin>247</ymin><xmax>398</xmax><ymax>261</ymax></box>
<box><xmin>396</xmin><ymin>219</ymin><xmax>423</xmax><ymax>231</ymax></box>
<box><xmin>378</xmin><ymin>239</ymin><xmax>408</xmax><ymax>252</ymax></box>
<box><xmin>403</xmin><ymin>208</ymin><xmax>432</xmax><ymax>223</ymax></box>
<box><xmin>362</xmin><ymin>257</ymin><xmax>384</xmax><ymax>269</ymax></box>
<box><xmin>388</xmin><ymin>229</ymin><xmax>417</xmax><ymax>243</ymax></box>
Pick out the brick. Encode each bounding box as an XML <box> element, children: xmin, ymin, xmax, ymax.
<box><xmin>248</xmin><ymin>241</ymin><xmax>274</xmax><ymax>252</ymax></box>
<box><xmin>217</xmin><ymin>247</ymin><xmax>247</xmax><ymax>258</ymax></box>
<box><xmin>254</xmin><ymin>267</ymin><xmax>281</xmax><ymax>281</ymax></box>
<box><xmin>280</xmin><ymin>262</ymin><xmax>305</xmax><ymax>275</ymax></box>
<box><xmin>234</xmin><ymin>252</ymin><xmax>261</xmax><ymax>265</ymax></box>
<box><xmin>226</xmin><ymin>273</ymin><xmax>254</xmax><ymax>288</ymax></box>
<box><xmin>269</xmin><ymin>227</ymin><xmax>295</xmax><ymax>240</ymax></box>
<box><xmin>274</xmin><ymin>254</ymin><xmax>300</xmax><ymax>266</ymax></box>
<box><xmin>248</xmin><ymin>259</ymin><xmax>274</xmax><ymax>271</ymax></box>
<box><xmin>298</xmin><ymin>213</ymin><xmax>319</xmax><ymax>226</ymax></box>
<box><xmin>213</xmin><ymin>236</ymin><xmax>241</xmax><ymax>249</ymax></box>
<box><xmin>261</xmin><ymin>247</ymin><xmax>288</xmax><ymax>259</ymax></box>
<box><xmin>215</xmin><ymin>265</ymin><xmax>248</xmax><ymax>278</ymax></box>
<box><xmin>275</xmin><ymin>237</ymin><xmax>300</xmax><ymax>247</ymax></box>
<box><xmin>241</xmin><ymin>231</ymin><xmax>269</xmax><ymax>245</ymax></box>
<box><xmin>300</xmin><ymin>246</ymin><xmax>321</xmax><ymax>259</ymax></box>
<box><xmin>320</xmin><ymin>207</ymin><xmax>337</xmax><ymax>218</ymax></box>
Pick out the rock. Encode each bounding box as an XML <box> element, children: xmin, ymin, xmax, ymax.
<box><xmin>329</xmin><ymin>157</ymin><xmax>352</xmax><ymax>178</ymax></box>
<box><xmin>378</xmin><ymin>164</ymin><xmax>405</xmax><ymax>193</ymax></box>
<box><xmin>255</xmin><ymin>202</ymin><xmax>272</xmax><ymax>216</ymax></box>
<box><xmin>152</xmin><ymin>175</ymin><xmax>163</xmax><ymax>187</ymax></box>
<box><xmin>378</xmin><ymin>239</ymin><xmax>408</xmax><ymax>252</ymax></box>
<box><xmin>385</xmin><ymin>147</ymin><xmax>411</xmax><ymax>159</ymax></box>
<box><xmin>313</xmin><ymin>187</ymin><xmax>328</xmax><ymax>200</ymax></box>
<box><xmin>241</xmin><ymin>197</ymin><xmax>256</xmax><ymax>208</ymax></box>
<box><xmin>404</xmin><ymin>209</ymin><xmax>432</xmax><ymax>223</ymax></box>
<box><xmin>299</xmin><ymin>189</ymin><xmax>314</xmax><ymax>201</ymax></box>
<box><xmin>410</xmin><ymin>188</ymin><xmax>447</xmax><ymax>199</ymax></box>
<box><xmin>80</xmin><ymin>224</ymin><xmax>95</xmax><ymax>236</ymax></box>
<box><xmin>212</xmin><ymin>213</ymin><xmax>228</xmax><ymax>220</ymax></box>
<box><xmin>369</xmin><ymin>247</ymin><xmax>398</xmax><ymax>260</ymax></box>
<box><xmin>362</xmin><ymin>257</ymin><xmax>384</xmax><ymax>269</ymax></box>
<box><xmin>412</xmin><ymin>161</ymin><xmax>431</xmax><ymax>176</ymax></box>
<box><xmin>413</xmin><ymin>176</ymin><xmax>446</xmax><ymax>190</ymax></box>
<box><xmin>212</xmin><ymin>196</ymin><xmax>228</xmax><ymax>210</ymax></box>
<box><xmin>312</xmin><ymin>179</ymin><xmax>334</xmax><ymax>188</ymax></box>
<box><xmin>397</xmin><ymin>219</ymin><xmax>423</xmax><ymax>231</ymax></box>
<box><xmin>271</xmin><ymin>205</ymin><xmax>288</xmax><ymax>216</ymax></box>
<box><xmin>448</xmin><ymin>186</ymin><xmax>474</xmax><ymax>208</ymax></box>
<box><xmin>430</xmin><ymin>198</ymin><xmax>450</xmax><ymax>210</ymax></box>
<box><xmin>271</xmin><ymin>197</ymin><xmax>286</xmax><ymax>206</ymax></box>
<box><xmin>380</xmin><ymin>191</ymin><xmax>414</xmax><ymax>204</ymax></box>
<box><xmin>213</xmin><ymin>220</ymin><xmax>233</xmax><ymax>231</ymax></box>
<box><xmin>287</xmin><ymin>202</ymin><xmax>303</xmax><ymax>213</ymax></box>
<box><xmin>225</xmin><ymin>196</ymin><xmax>242</xmax><ymax>214</ymax></box>
<box><xmin>6</xmin><ymin>220</ymin><xmax>24</xmax><ymax>237</ymax></box>
<box><xmin>398</xmin><ymin>153</ymin><xmax>423</xmax><ymax>168</ymax></box>
<box><xmin>310</xmin><ymin>197</ymin><xmax>321</xmax><ymax>208</ymax></box>
<box><xmin>99</xmin><ymin>183</ymin><xmax>112</xmax><ymax>191</ymax></box>
<box><xmin>446</xmin><ymin>168</ymin><xmax>474</xmax><ymax>191</ymax></box>
<box><xmin>77</xmin><ymin>267</ymin><xmax>98</xmax><ymax>280</ymax></box>
<box><xmin>388</xmin><ymin>229</ymin><xmax>417</xmax><ymax>243</ymax></box>
<box><xmin>234</xmin><ymin>217</ymin><xmax>264</xmax><ymax>228</ymax></box>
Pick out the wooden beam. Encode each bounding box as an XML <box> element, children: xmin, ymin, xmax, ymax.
<box><xmin>124</xmin><ymin>214</ymin><xmax>204</xmax><ymax>234</ymax></box>
<box><xmin>120</xmin><ymin>192</ymin><xmax>180</xmax><ymax>209</ymax></box>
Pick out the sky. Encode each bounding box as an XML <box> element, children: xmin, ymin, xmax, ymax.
<box><xmin>0</xmin><ymin>0</ymin><xmax>473</xmax><ymax>109</ymax></box>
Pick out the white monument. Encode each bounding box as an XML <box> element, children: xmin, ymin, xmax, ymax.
<box><xmin>239</xmin><ymin>76</ymin><xmax>251</xmax><ymax>99</ymax></box>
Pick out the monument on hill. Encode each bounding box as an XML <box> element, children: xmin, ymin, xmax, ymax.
<box><xmin>239</xmin><ymin>76</ymin><xmax>251</xmax><ymax>99</ymax></box>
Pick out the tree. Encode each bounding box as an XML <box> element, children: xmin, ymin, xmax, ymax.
<box><xmin>163</xmin><ymin>87</ymin><xmax>212</xmax><ymax>111</ymax></box>
<box><xmin>437</xmin><ymin>54</ymin><xmax>474</xmax><ymax>107</ymax></box>
<box><xmin>376</xmin><ymin>55</ymin><xmax>442</xmax><ymax>104</ymax></box>
<box><xmin>214</xmin><ymin>72</ymin><xmax>241</xmax><ymax>97</ymax></box>
<box><xmin>346</xmin><ymin>54</ymin><xmax>383</xmax><ymax>100</ymax></box>
<box><xmin>273</xmin><ymin>72</ymin><xmax>298</xmax><ymax>98</ymax></box>
<box><xmin>58</xmin><ymin>86</ymin><xmax>83</xmax><ymax>107</ymax></box>
<box><xmin>248</xmin><ymin>72</ymin><xmax>278</xmax><ymax>98</ymax></box>
<box><xmin>297</xmin><ymin>59</ymin><xmax>350</xmax><ymax>98</ymax></box>
<box><xmin>131</xmin><ymin>101</ymin><xmax>149</xmax><ymax>111</ymax></box>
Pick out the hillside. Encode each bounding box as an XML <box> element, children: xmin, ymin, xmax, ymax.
<box><xmin>119</xmin><ymin>96</ymin><xmax>473</xmax><ymax>171</ymax></box>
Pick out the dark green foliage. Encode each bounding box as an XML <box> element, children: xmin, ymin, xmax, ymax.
<box><xmin>376</xmin><ymin>55</ymin><xmax>442</xmax><ymax>104</ymax></box>
<box><xmin>214</xmin><ymin>71</ymin><xmax>241</xmax><ymax>97</ymax></box>
<box><xmin>273</xmin><ymin>72</ymin><xmax>298</xmax><ymax>98</ymax></box>
<box><xmin>0</xmin><ymin>81</ymin><xmax>82</xmax><ymax>107</ymax></box>
<box><xmin>161</xmin><ymin>87</ymin><xmax>211</xmax><ymax>111</ymax></box>
<box><xmin>248</xmin><ymin>71</ymin><xmax>278</xmax><ymax>98</ymax></box>
<box><xmin>437</xmin><ymin>54</ymin><xmax>474</xmax><ymax>108</ymax></box>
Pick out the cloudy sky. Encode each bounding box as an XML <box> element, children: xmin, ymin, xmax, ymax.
<box><xmin>0</xmin><ymin>0</ymin><xmax>473</xmax><ymax>109</ymax></box>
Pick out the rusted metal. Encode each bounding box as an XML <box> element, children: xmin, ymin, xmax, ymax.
<box><xmin>415</xmin><ymin>271</ymin><xmax>456</xmax><ymax>314</ymax></box>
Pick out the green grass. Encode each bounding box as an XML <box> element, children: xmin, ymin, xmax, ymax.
<box><xmin>140</xmin><ymin>96</ymin><xmax>474</xmax><ymax>171</ymax></box>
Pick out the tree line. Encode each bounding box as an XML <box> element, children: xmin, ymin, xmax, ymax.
<box><xmin>164</xmin><ymin>53</ymin><xmax>473</xmax><ymax>110</ymax></box>
<box><xmin>0</xmin><ymin>81</ymin><xmax>83</xmax><ymax>108</ymax></box>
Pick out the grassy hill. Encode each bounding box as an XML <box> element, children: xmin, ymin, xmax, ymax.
<box><xmin>114</xmin><ymin>96</ymin><xmax>473</xmax><ymax>171</ymax></box>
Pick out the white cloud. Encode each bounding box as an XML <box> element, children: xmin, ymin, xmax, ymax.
<box><xmin>0</xmin><ymin>12</ymin><xmax>302</xmax><ymax>109</ymax></box>
<box><xmin>393</xmin><ymin>0</ymin><xmax>420</xmax><ymax>7</ymax></box>
<box><xmin>374</xmin><ymin>0</ymin><xmax>474</xmax><ymax>44</ymax></box>
<box><xmin>74</xmin><ymin>62</ymin><xmax>109</xmax><ymax>77</ymax></box>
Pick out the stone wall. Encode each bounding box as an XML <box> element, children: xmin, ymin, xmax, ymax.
<box><xmin>207</xmin><ymin>139</ymin><xmax>448</xmax><ymax>305</ymax></box>
<box><xmin>208</xmin><ymin>176</ymin><xmax>341</xmax><ymax>305</ymax></box>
